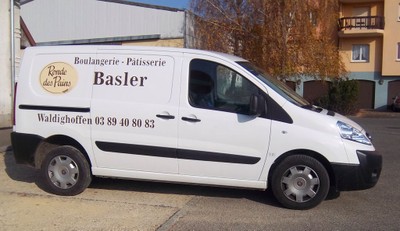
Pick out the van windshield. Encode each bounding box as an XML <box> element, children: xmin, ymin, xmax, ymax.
<box><xmin>238</xmin><ymin>62</ymin><xmax>309</xmax><ymax>107</ymax></box>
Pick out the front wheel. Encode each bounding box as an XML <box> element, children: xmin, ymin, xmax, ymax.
<box><xmin>40</xmin><ymin>146</ymin><xmax>92</xmax><ymax>196</ymax></box>
<box><xmin>271</xmin><ymin>155</ymin><xmax>330</xmax><ymax>210</ymax></box>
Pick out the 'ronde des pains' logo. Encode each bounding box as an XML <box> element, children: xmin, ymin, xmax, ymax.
<box><xmin>40</xmin><ymin>62</ymin><xmax>77</xmax><ymax>94</ymax></box>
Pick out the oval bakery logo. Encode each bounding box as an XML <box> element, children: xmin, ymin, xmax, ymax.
<box><xmin>40</xmin><ymin>62</ymin><xmax>77</xmax><ymax>94</ymax></box>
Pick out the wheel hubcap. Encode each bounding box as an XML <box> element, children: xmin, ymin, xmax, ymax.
<box><xmin>295</xmin><ymin>177</ymin><xmax>306</xmax><ymax>189</ymax></box>
<box><xmin>281</xmin><ymin>165</ymin><xmax>320</xmax><ymax>203</ymax></box>
<box><xmin>48</xmin><ymin>155</ymin><xmax>79</xmax><ymax>189</ymax></box>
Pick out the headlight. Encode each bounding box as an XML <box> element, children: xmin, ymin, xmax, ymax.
<box><xmin>337</xmin><ymin>121</ymin><xmax>371</xmax><ymax>145</ymax></box>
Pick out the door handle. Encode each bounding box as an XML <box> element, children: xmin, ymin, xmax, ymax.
<box><xmin>156</xmin><ymin>114</ymin><xmax>175</xmax><ymax>119</ymax></box>
<box><xmin>181</xmin><ymin>117</ymin><xmax>201</xmax><ymax>122</ymax></box>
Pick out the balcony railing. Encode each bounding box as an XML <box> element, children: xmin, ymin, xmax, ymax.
<box><xmin>338</xmin><ymin>16</ymin><xmax>384</xmax><ymax>30</ymax></box>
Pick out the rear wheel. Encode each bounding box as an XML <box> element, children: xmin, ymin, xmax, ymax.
<box><xmin>40</xmin><ymin>146</ymin><xmax>92</xmax><ymax>196</ymax></box>
<box><xmin>271</xmin><ymin>155</ymin><xmax>330</xmax><ymax>210</ymax></box>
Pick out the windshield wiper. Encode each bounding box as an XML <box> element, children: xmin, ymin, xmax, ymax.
<box><xmin>301</xmin><ymin>104</ymin><xmax>323</xmax><ymax>113</ymax></box>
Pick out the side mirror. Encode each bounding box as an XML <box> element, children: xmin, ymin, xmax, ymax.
<box><xmin>249</xmin><ymin>94</ymin><xmax>266</xmax><ymax>116</ymax></box>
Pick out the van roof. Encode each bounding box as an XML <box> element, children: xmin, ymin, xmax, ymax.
<box><xmin>27</xmin><ymin>45</ymin><xmax>248</xmax><ymax>63</ymax></box>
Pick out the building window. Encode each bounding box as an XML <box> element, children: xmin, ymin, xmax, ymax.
<box><xmin>352</xmin><ymin>44</ymin><xmax>369</xmax><ymax>62</ymax></box>
<box><xmin>309</xmin><ymin>11</ymin><xmax>318</xmax><ymax>26</ymax></box>
<box><xmin>398</xmin><ymin>3</ymin><xmax>400</xmax><ymax>21</ymax></box>
<box><xmin>397</xmin><ymin>43</ymin><xmax>400</xmax><ymax>61</ymax></box>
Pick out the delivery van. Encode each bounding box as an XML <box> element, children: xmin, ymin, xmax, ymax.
<box><xmin>11</xmin><ymin>46</ymin><xmax>382</xmax><ymax>210</ymax></box>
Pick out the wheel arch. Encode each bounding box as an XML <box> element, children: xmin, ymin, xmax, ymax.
<box><xmin>34</xmin><ymin>135</ymin><xmax>91</xmax><ymax>170</ymax></box>
<box><xmin>268</xmin><ymin>149</ymin><xmax>336</xmax><ymax>188</ymax></box>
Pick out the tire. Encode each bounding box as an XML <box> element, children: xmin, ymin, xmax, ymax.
<box><xmin>40</xmin><ymin>145</ymin><xmax>92</xmax><ymax>196</ymax></box>
<box><xmin>271</xmin><ymin>155</ymin><xmax>330</xmax><ymax>210</ymax></box>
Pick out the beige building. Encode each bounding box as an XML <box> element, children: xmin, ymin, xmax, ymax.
<box><xmin>338</xmin><ymin>0</ymin><xmax>400</xmax><ymax>109</ymax></box>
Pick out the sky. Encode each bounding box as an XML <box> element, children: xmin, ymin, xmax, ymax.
<box><xmin>130</xmin><ymin>0</ymin><xmax>190</xmax><ymax>9</ymax></box>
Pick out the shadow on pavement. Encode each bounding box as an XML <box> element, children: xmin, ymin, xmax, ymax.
<box><xmin>3</xmin><ymin>149</ymin><xmax>38</xmax><ymax>184</ymax></box>
<box><xmin>89</xmin><ymin>176</ymin><xmax>282</xmax><ymax>207</ymax></box>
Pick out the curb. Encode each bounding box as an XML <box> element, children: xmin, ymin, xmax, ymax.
<box><xmin>354</xmin><ymin>110</ymin><xmax>400</xmax><ymax>118</ymax></box>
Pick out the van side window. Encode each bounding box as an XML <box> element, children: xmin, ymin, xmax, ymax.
<box><xmin>189</xmin><ymin>59</ymin><xmax>260</xmax><ymax>115</ymax></box>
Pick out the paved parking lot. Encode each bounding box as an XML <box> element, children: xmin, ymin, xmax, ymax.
<box><xmin>1</xmin><ymin>116</ymin><xmax>400</xmax><ymax>230</ymax></box>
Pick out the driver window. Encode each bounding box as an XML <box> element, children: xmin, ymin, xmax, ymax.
<box><xmin>189</xmin><ymin>59</ymin><xmax>260</xmax><ymax>115</ymax></box>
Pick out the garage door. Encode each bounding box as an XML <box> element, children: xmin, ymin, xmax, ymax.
<box><xmin>387</xmin><ymin>80</ymin><xmax>400</xmax><ymax>106</ymax></box>
<box><xmin>356</xmin><ymin>80</ymin><xmax>375</xmax><ymax>109</ymax></box>
<box><xmin>303</xmin><ymin>80</ymin><xmax>330</xmax><ymax>104</ymax></box>
<box><xmin>285</xmin><ymin>81</ymin><xmax>296</xmax><ymax>91</ymax></box>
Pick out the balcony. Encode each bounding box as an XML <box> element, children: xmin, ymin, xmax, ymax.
<box><xmin>339</xmin><ymin>0</ymin><xmax>383</xmax><ymax>3</ymax></box>
<box><xmin>338</xmin><ymin>16</ymin><xmax>384</xmax><ymax>37</ymax></box>
<box><xmin>339</xmin><ymin>16</ymin><xmax>384</xmax><ymax>30</ymax></box>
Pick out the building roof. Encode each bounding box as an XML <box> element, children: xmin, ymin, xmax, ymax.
<box><xmin>20</xmin><ymin>0</ymin><xmax>186</xmax><ymax>45</ymax></box>
<box><xmin>20</xmin><ymin>17</ymin><xmax>36</xmax><ymax>47</ymax></box>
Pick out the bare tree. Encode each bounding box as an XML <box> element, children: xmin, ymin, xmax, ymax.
<box><xmin>190</xmin><ymin>0</ymin><xmax>346</xmax><ymax>80</ymax></box>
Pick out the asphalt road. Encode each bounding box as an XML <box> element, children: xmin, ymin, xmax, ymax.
<box><xmin>1</xmin><ymin>117</ymin><xmax>399</xmax><ymax>230</ymax></box>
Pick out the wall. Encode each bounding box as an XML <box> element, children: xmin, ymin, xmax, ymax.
<box><xmin>340</xmin><ymin>2</ymin><xmax>384</xmax><ymax>17</ymax></box>
<box><xmin>382</xmin><ymin>0</ymin><xmax>400</xmax><ymax>76</ymax></box>
<box><xmin>0</xmin><ymin>1</ymin><xmax>21</xmax><ymax>128</ymax></box>
<box><xmin>0</xmin><ymin>1</ymin><xmax>12</xmax><ymax>127</ymax></box>
<box><xmin>339</xmin><ymin>37</ymin><xmax>383</xmax><ymax>72</ymax></box>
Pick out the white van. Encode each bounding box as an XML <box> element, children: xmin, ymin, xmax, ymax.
<box><xmin>11</xmin><ymin>46</ymin><xmax>381</xmax><ymax>209</ymax></box>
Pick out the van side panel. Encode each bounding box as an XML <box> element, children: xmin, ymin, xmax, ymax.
<box><xmin>90</xmin><ymin>51</ymin><xmax>180</xmax><ymax>174</ymax></box>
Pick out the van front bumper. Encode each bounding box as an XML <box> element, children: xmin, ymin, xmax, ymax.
<box><xmin>332</xmin><ymin>150</ymin><xmax>382</xmax><ymax>191</ymax></box>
